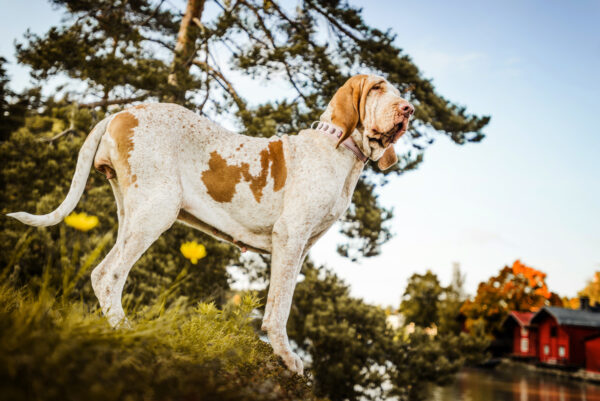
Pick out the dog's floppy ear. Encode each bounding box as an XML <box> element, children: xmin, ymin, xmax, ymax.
<box><xmin>377</xmin><ymin>146</ymin><xmax>398</xmax><ymax>170</ymax></box>
<box><xmin>330</xmin><ymin>75</ymin><xmax>383</xmax><ymax>147</ymax></box>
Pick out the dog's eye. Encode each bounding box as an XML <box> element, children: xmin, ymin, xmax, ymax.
<box><xmin>372</xmin><ymin>84</ymin><xmax>382</xmax><ymax>90</ymax></box>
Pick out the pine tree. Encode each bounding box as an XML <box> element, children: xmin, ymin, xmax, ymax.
<box><xmin>14</xmin><ymin>0</ymin><xmax>489</xmax><ymax>258</ymax></box>
<box><xmin>400</xmin><ymin>270</ymin><xmax>443</xmax><ymax>328</ymax></box>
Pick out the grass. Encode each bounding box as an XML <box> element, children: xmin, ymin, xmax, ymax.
<box><xmin>0</xmin><ymin>271</ymin><xmax>315</xmax><ymax>401</ymax></box>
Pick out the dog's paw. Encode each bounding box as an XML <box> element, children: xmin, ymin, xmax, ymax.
<box><xmin>281</xmin><ymin>351</ymin><xmax>304</xmax><ymax>375</ymax></box>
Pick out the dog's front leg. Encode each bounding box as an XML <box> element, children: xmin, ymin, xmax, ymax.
<box><xmin>262</xmin><ymin>220</ymin><xmax>308</xmax><ymax>374</ymax></box>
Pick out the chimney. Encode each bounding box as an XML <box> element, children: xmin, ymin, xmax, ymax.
<box><xmin>580</xmin><ymin>296</ymin><xmax>590</xmax><ymax>311</ymax></box>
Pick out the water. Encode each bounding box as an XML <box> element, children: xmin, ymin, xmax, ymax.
<box><xmin>428</xmin><ymin>367</ymin><xmax>600</xmax><ymax>401</ymax></box>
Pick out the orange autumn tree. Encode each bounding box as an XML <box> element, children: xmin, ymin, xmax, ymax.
<box><xmin>460</xmin><ymin>260</ymin><xmax>562</xmax><ymax>337</ymax></box>
<box><xmin>579</xmin><ymin>271</ymin><xmax>600</xmax><ymax>305</ymax></box>
<box><xmin>564</xmin><ymin>271</ymin><xmax>600</xmax><ymax>309</ymax></box>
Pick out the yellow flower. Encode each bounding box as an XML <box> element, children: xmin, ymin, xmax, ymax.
<box><xmin>64</xmin><ymin>212</ymin><xmax>99</xmax><ymax>232</ymax></box>
<box><xmin>180</xmin><ymin>241</ymin><xmax>207</xmax><ymax>264</ymax></box>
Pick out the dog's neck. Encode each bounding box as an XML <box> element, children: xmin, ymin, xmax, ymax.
<box><xmin>318</xmin><ymin>108</ymin><xmax>372</xmax><ymax>160</ymax></box>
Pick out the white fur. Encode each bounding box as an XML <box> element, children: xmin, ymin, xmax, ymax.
<box><xmin>7</xmin><ymin>75</ymin><xmax>412</xmax><ymax>374</ymax></box>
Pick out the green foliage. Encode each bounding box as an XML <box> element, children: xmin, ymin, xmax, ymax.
<box><xmin>287</xmin><ymin>262</ymin><xmax>484</xmax><ymax>401</ymax></box>
<box><xmin>386</xmin><ymin>330</ymin><xmax>487</xmax><ymax>400</ymax></box>
<box><xmin>337</xmin><ymin>178</ymin><xmax>393</xmax><ymax>261</ymax></box>
<box><xmin>0</xmin><ymin>275</ymin><xmax>315</xmax><ymax>401</ymax></box>
<box><xmin>400</xmin><ymin>266</ymin><xmax>473</xmax><ymax>335</ymax></box>
<box><xmin>400</xmin><ymin>270</ymin><xmax>444</xmax><ymax>328</ymax></box>
<box><xmin>437</xmin><ymin>265</ymin><xmax>468</xmax><ymax>334</ymax></box>
<box><xmin>0</xmin><ymin>57</ymin><xmax>29</xmax><ymax>140</ymax></box>
<box><xmin>289</xmin><ymin>262</ymin><xmax>390</xmax><ymax>400</ymax></box>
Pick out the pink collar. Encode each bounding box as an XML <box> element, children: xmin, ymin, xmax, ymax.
<box><xmin>311</xmin><ymin>121</ymin><xmax>368</xmax><ymax>163</ymax></box>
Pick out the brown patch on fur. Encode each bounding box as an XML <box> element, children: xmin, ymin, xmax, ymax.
<box><xmin>177</xmin><ymin>210</ymin><xmax>269</xmax><ymax>254</ymax></box>
<box><xmin>331</xmin><ymin>75</ymin><xmax>385</xmax><ymax>147</ymax></box>
<box><xmin>109</xmin><ymin>112</ymin><xmax>139</xmax><ymax>186</ymax></box>
<box><xmin>267</xmin><ymin>140</ymin><xmax>287</xmax><ymax>191</ymax></box>
<box><xmin>201</xmin><ymin>141</ymin><xmax>287</xmax><ymax>203</ymax></box>
<box><xmin>133</xmin><ymin>104</ymin><xmax>147</xmax><ymax>110</ymax></box>
<box><xmin>201</xmin><ymin>151</ymin><xmax>244</xmax><ymax>203</ymax></box>
<box><xmin>377</xmin><ymin>146</ymin><xmax>398</xmax><ymax>170</ymax></box>
<box><xmin>240</xmin><ymin>151</ymin><xmax>269</xmax><ymax>202</ymax></box>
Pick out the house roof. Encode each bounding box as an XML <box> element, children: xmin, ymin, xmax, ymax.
<box><xmin>506</xmin><ymin>311</ymin><xmax>535</xmax><ymax>327</ymax></box>
<box><xmin>531</xmin><ymin>307</ymin><xmax>600</xmax><ymax>328</ymax></box>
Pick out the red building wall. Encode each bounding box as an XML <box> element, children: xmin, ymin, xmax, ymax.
<box><xmin>538</xmin><ymin>315</ymin><xmax>600</xmax><ymax>366</ymax></box>
<box><xmin>538</xmin><ymin>317</ymin><xmax>570</xmax><ymax>364</ymax></box>
<box><xmin>512</xmin><ymin>325</ymin><xmax>538</xmax><ymax>357</ymax></box>
<box><xmin>566</xmin><ymin>327</ymin><xmax>600</xmax><ymax>366</ymax></box>
<box><xmin>585</xmin><ymin>336</ymin><xmax>600</xmax><ymax>373</ymax></box>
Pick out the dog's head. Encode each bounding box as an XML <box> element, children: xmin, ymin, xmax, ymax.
<box><xmin>325</xmin><ymin>74</ymin><xmax>414</xmax><ymax>170</ymax></box>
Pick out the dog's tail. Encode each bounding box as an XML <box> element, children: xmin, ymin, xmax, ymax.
<box><xmin>7</xmin><ymin>117</ymin><xmax>112</xmax><ymax>227</ymax></box>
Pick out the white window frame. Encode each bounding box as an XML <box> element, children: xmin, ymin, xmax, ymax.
<box><xmin>521</xmin><ymin>338</ymin><xmax>529</xmax><ymax>353</ymax></box>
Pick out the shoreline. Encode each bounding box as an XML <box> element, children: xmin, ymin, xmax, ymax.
<box><xmin>494</xmin><ymin>357</ymin><xmax>600</xmax><ymax>385</ymax></box>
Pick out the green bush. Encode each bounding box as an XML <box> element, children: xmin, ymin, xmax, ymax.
<box><xmin>0</xmin><ymin>273</ymin><xmax>315</xmax><ymax>401</ymax></box>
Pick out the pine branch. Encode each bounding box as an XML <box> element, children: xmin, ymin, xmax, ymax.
<box><xmin>213</xmin><ymin>0</ymin><xmax>270</xmax><ymax>47</ymax></box>
<box><xmin>307</xmin><ymin>2</ymin><xmax>363</xmax><ymax>43</ymax></box>
<box><xmin>141</xmin><ymin>35</ymin><xmax>175</xmax><ymax>51</ymax></box>
<box><xmin>238</xmin><ymin>0</ymin><xmax>308</xmax><ymax>102</ymax></box>
<box><xmin>140</xmin><ymin>0</ymin><xmax>166</xmax><ymax>26</ymax></box>
<box><xmin>192</xmin><ymin>59</ymin><xmax>244</xmax><ymax>109</ymax></box>
<box><xmin>37</xmin><ymin>128</ymin><xmax>78</xmax><ymax>143</ymax></box>
<box><xmin>266</xmin><ymin>1</ymin><xmax>320</xmax><ymax>49</ymax></box>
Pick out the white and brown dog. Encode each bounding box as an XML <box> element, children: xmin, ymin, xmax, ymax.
<box><xmin>8</xmin><ymin>74</ymin><xmax>413</xmax><ymax>373</ymax></box>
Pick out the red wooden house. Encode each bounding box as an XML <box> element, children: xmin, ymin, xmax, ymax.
<box><xmin>531</xmin><ymin>306</ymin><xmax>600</xmax><ymax>367</ymax></box>
<box><xmin>502</xmin><ymin>311</ymin><xmax>538</xmax><ymax>358</ymax></box>
<box><xmin>585</xmin><ymin>334</ymin><xmax>600</xmax><ymax>373</ymax></box>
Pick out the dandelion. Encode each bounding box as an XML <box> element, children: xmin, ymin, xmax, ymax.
<box><xmin>180</xmin><ymin>241</ymin><xmax>206</xmax><ymax>264</ymax></box>
<box><xmin>64</xmin><ymin>212</ymin><xmax>99</xmax><ymax>232</ymax></box>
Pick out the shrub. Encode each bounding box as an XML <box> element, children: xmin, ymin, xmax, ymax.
<box><xmin>0</xmin><ymin>275</ymin><xmax>315</xmax><ymax>401</ymax></box>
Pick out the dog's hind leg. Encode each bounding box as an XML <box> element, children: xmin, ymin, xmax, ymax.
<box><xmin>91</xmin><ymin>183</ymin><xmax>182</xmax><ymax>327</ymax></box>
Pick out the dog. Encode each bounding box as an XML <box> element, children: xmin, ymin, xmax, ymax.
<box><xmin>8</xmin><ymin>74</ymin><xmax>413</xmax><ymax>374</ymax></box>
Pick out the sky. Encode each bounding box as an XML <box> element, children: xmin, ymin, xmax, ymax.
<box><xmin>1</xmin><ymin>0</ymin><xmax>599</xmax><ymax>306</ymax></box>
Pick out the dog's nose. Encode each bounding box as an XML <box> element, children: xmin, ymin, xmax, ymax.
<box><xmin>401</xmin><ymin>103</ymin><xmax>414</xmax><ymax>117</ymax></box>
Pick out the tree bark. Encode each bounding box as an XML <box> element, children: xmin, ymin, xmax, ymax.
<box><xmin>168</xmin><ymin>0</ymin><xmax>206</xmax><ymax>102</ymax></box>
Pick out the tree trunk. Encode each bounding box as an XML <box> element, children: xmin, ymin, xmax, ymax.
<box><xmin>167</xmin><ymin>0</ymin><xmax>206</xmax><ymax>102</ymax></box>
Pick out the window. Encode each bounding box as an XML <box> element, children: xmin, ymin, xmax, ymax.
<box><xmin>558</xmin><ymin>346</ymin><xmax>566</xmax><ymax>358</ymax></box>
<box><xmin>550</xmin><ymin>327</ymin><xmax>557</xmax><ymax>337</ymax></box>
<box><xmin>521</xmin><ymin>338</ymin><xmax>529</xmax><ymax>353</ymax></box>
<box><xmin>544</xmin><ymin>345</ymin><xmax>550</xmax><ymax>355</ymax></box>
<box><xmin>521</xmin><ymin>327</ymin><xmax>528</xmax><ymax>337</ymax></box>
